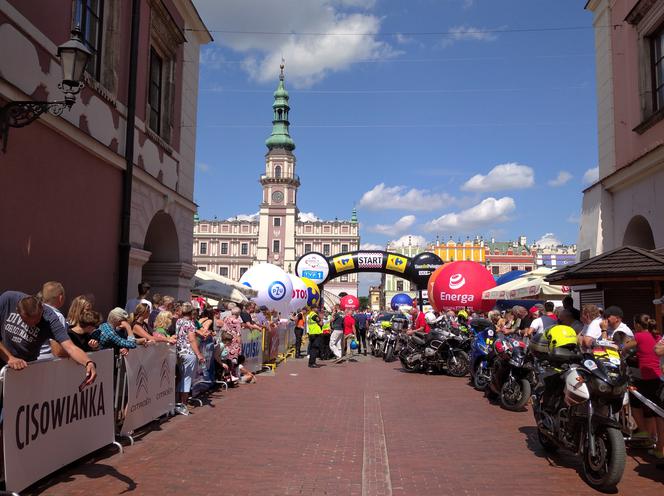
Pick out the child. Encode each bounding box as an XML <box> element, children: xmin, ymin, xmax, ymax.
<box><xmin>237</xmin><ymin>355</ymin><xmax>256</xmax><ymax>384</ymax></box>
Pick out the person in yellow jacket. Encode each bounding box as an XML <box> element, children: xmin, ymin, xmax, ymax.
<box><xmin>307</xmin><ymin>307</ymin><xmax>323</xmax><ymax>368</ymax></box>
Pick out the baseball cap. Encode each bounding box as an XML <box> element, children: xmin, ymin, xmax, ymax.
<box><xmin>604</xmin><ymin>306</ymin><xmax>624</xmax><ymax>318</ymax></box>
<box><xmin>654</xmin><ymin>297</ymin><xmax>664</xmax><ymax>305</ymax></box>
<box><xmin>529</xmin><ymin>303</ymin><xmax>544</xmax><ymax>314</ymax></box>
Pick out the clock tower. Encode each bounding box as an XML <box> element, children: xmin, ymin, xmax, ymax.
<box><xmin>256</xmin><ymin>63</ymin><xmax>300</xmax><ymax>271</ymax></box>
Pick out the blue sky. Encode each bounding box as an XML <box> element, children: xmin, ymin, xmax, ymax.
<box><xmin>192</xmin><ymin>0</ymin><xmax>598</xmax><ymax>255</ymax></box>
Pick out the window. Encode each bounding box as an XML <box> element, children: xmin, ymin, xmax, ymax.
<box><xmin>492</xmin><ymin>266</ymin><xmax>500</xmax><ymax>275</ymax></box>
<box><xmin>525</xmin><ymin>266</ymin><xmax>533</xmax><ymax>272</ymax></box>
<box><xmin>274</xmin><ymin>165</ymin><xmax>282</xmax><ymax>178</ymax></box>
<box><xmin>340</xmin><ymin>274</ymin><xmax>348</xmax><ymax>282</ymax></box>
<box><xmin>239</xmin><ymin>267</ymin><xmax>248</xmax><ymax>277</ymax></box>
<box><xmin>652</xmin><ymin>27</ymin><xmax>664</xmax><ymax>112</ymax></box>
<box><xmin>396</xmin><ymin>281</ymin><xmax>404</xmax><ymax>292</ymax></box>
<box><xmin>199</xmin><ymin>242</ymin><xmax>207</xmax><ymax>255</ymax></box>
<box><xmin>148</xmin><ymin>48</ymin><xmax>163</xmax><ymax>135</ymax></box>
<box><xmin>241</xmin><ymin>243</ymin><xmax>249</xmax><ymax>256</ymax></box>
<box><xmin>511</xmin><ymin>266</ymin><xmax>518</xmax><ymax>271</ymax></box>
<box><xmin>323</xmin><ymin>244</ymin><xmax>330</xmax><ymax>256</ymax></box>
<box><xmin>219</xmin><ymin>267</ymin><xmax>229</xmax><ymax>277</ymax></box>
<box><xmin>221</xmin><ymin>242</ymin><xmax>228</xmax><ymax>255</ymax></box>
<box><xmin>304</xmin><ymin>243</ymin><xmax>312</xmax><ymax>253</ymax></box>
<box><xmin>273</xmin><ymin>240</ymin><xmax>280</xmax><ymax>253</ymax></box>
<box><xmin>342</xmin><ymin>244</ymin><xmax>349</xmax><ymax>253</ymax></box>
<box><xmin>74</xmin><ymin>0</ymin><xmax>104</xmax><ymax>80</ymax></box>
<box><xmin>273</xmin><ymin>217</ymin><xmax>281</xmax><ymax>227</ymax></box>
<box><xmin>198</xmin><ymin>266</ymin><xmax>206</xmax><ymax>271</ymax></box>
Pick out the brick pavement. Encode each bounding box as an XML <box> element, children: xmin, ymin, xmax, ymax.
<box><xmin>27</xmin><ymin>354</ymin><xmax>664</xmax><ymax>496</ymax></box>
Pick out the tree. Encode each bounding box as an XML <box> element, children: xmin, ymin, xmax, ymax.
<box><xmin>358</xmin><ymin>296</ymin><xmax>369</xmax><ymax>309</ymax></box>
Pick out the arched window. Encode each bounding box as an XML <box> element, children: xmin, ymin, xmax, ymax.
<box><xmin>277</xmin><ymin>109</ymin><xmax>283</xmax><ymax>120</ymax></box>
<box><xmin>623</xmin><ymin>215</ymin><xmax>655</xmax><ymax>249</ymax></box>
<box><xmin>274</xmin><ymin>165</ymin><xmax>282</xmax><ymax>178</ymax></box>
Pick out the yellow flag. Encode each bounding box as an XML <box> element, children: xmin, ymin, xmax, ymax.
<box><xmin>386</xmin><ymin>254</ymin><xmax>407</xmax><ymax>273</ymax></box>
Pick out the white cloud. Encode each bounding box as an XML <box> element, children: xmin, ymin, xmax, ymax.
<box><xmin>229</xmin><ymin>212</ymin><xmax>259</xmax><ymax>221</ymax></box>
<box><xmin>462</xmin><ymin>0</ymin><xmax>475</xmax><ymax>8</ymax></box>
<box><xmin>360</xmin><ymin>242</ymin><xmax>384</xmax><ymax>251</ymax></box>
<box><xmin>548</xmin><ymin>171</ymin><xmax>572</xmax><ymax>187</ymax></box>
<box><xmin>441</xmin><ymin>25</ymin><xmax>497</xmax><ymax>48</ymax></box>
<box><xmin>583</xmin><ymin>166</ymin><xmax>599</xmax><ymax>185</ymax></box>
<box><xmin>388</xmin><ymin>234</ymin><xmax>428</xmax><ymax>248</ymax></box>
<box><xmin>424</xmin><ymin>197</ymin><xmax>516</xmax><ymax>232</ymax></box>
<box><xmin>461</xmin><ymin>163</ymin><xmax>534</xmax><ymax>192</ymax></box>
<box><xmin>536</xmin><ymin>233</ymin><xmax>561</xmax><ymax>248</ymax></box>
<box><xmin>358</xmin><ymin>183</ymin><xmax>455</xmax><ymax>211</ymax></box>
<box><xmin>298</xmin><ymin>211</ymin><xmax>320</xmax><ymax>222</ymax></box>
<box><xmin>567</xmin><ymin>213</ymin><xmax>580</xmax><ymax>224</ymax></box>
<box><xmin>196</xmin><ymin>162</ymin><xmax>211</xmax><ymax>173</ymax></box>
<box><xmin>369</xmin><ymin>215</ymin><xmax>416</xmax><ymax>235</ymax></box>
<box><xmin>194</xmin><ymin>0</ymin><xmax>397</xmax><ymax>88</ymax></box>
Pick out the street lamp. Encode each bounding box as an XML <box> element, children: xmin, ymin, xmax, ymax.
<box><xmin>0</xmin><ymin>27</ymin><xmax>91</xmax><ymax>152</ymax></box>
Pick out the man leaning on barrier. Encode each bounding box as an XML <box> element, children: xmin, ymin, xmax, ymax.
<box><xmin>0</xmin><ymin>291</ymin><xmax>97</xmax><ymax>387</ymax></box>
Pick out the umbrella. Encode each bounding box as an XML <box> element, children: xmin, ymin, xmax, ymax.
<box><xmin>192</xmin><ymin>270</ymin><xmax>257</xmax><ymax>304</ymax></box>
<box><xmin>482</xmin><ymin>267</ymin><xmax>568</xmax><ymax>300</ymax></box>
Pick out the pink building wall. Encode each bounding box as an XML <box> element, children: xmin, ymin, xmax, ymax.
<box><xmin>611</xmin><ymin>1</ymin><xmax>664</xmax><ymax>171</ymax></box>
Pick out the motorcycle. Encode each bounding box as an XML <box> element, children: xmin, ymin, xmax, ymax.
<box><xmin>368</xmin><ymin>323</ymin><xmax>387</xmax><ymax>357</ymax></box>
<box><xmin>532</xmin><ymin>340</ymin><xmax>628</xmax><ymax>491</ymax></box>
<box><xmin>399</xmin><ymin>325</ymin><xmax>470</xmax><ymax>376</ymax></box>
<box><xmin>383</xmin><ymin>316</ymin><xmax>408</xmax><ymax>362</ymax></box>
<box><xmin>489</xmin><ymin>337</ymin><xmax>534</xmax><ymax>411</ymax></box>
<box><xmin>468</xmin><ymin>319</ymin><xmax>495</xmax><ymax>391</ymax></box>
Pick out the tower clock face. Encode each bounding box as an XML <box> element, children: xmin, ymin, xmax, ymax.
<box><xmin>272</xmin><ymin>190</ymin><xmax>284</xmax><ymax>203</ymax></box>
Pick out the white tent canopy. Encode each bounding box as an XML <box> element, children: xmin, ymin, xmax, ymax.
<box><xmin>192</xmin><ymin>270</ymin><xmax>257</xmax><ymax>304</ymax></box>
<box><xmin>482</xmin><ymin>267</ymin><xmax>569</xmax><ymax>300</ymax></box>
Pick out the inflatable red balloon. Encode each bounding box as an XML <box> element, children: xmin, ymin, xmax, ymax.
<box><xmin>428</xmin><ymin>261</ymin><xmax>496</xmax><ymax>313</ymax></box>
<box><xmin>340</xmin><ymin>294</ymin><xmax>359</xmax><ymax>311</ymax></box>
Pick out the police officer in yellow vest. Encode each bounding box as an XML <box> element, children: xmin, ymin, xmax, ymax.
<box><xmin>307</xmin><ymin>308</ymin><xmax>323</xmax><ymax>368</ymax></box>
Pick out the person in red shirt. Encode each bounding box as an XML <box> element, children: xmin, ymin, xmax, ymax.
<box><xmin>624</xmin><ymin>313</ymin><xmax>663</xmax><ymax>456</ymax></box>
<box><xmin>340</xmin><ymin>309</ymin><xmax>357</xmax><ymax>361</ymax></box>
<box><xmin>408</xmin><ymin>307</ymin><xmax>430</xmax><ymax>334</ymax></box>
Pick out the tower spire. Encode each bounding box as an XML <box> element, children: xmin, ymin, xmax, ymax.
<box><xmin>266</xmin><ymin>62</ymin><xmax>295</xmax><ymax>151</ymax></box>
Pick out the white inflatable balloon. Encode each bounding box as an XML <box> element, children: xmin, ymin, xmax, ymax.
<box><xmin>288</xmin><ymin>274</ymin><xmax>308</xmax><ymax>312</ymax></box>
<box><xmin>239</xmin><ymin>263</ymin><xmax>293</xmax><ymax>314</ymax></box>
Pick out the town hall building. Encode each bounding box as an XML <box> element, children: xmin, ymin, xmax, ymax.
<box><xmin>193</xmin><ymin>65</ymin><xmax>360</xmax><ymax>296</ymax></box>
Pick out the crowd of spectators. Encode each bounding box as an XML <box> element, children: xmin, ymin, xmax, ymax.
<box><xmin>0</xmin><ymin>281</ymin><xmax>273</xmax><ymax>419</ymax></box>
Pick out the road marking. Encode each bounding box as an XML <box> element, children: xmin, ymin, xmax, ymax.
<box><xmin>362</xmin><ymin>393</ymin><xmax>393</xmax><ymax>496</ymax></box>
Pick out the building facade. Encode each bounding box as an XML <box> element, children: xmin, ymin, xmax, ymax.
<box><xmin>382</xmin><ymin>239</ymin><xmax>424</xmax><ymax>309</ymax></box>
<box><xmin>485</xmin><ymin>238</ymin><xmax>537</xmax><ymax>276</ymax></box>
<box><xmin>0</xmin><ymin>0</ymin><xmax>210</xmax><ymax>311</ymax></box>
<box><xmin>580</xmin><ymin>0</ymin><xmax>664</xmax><ymax>258</ymax></box>
<box><xmin>193</xmin><ymin>67</ymin><xmax>360</xmax><ymax>296</ymax></box>
<box><xmin>432</xmin><ymin>237</ymin><xmax>487</xmax><ymax>264</ymax></box>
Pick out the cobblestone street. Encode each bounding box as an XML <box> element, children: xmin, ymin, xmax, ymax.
<box><xmin>30</xmin><ymin>355</ymin><xmax>664</xmax><ymax>496</ymax></box>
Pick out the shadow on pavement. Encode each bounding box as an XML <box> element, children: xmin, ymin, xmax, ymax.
<box><xmin>25</xmin><ymin>459</ymin><xmax>136</xmax><ymax>495</ymax></box>
<box><xmin>517</xmin><ymin>425</ymin><xmax>582</xmax><ymax>473</ymax></box>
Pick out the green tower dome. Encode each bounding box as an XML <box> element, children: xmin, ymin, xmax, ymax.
<box><xmin>265</xmin><ymin>62</ymin><xmax>296</xmax><ymax>151</ymax></box>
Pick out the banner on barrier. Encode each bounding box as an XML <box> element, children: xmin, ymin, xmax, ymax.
<box><xmin>3</xmin><ymin>349</ymin><xmax>115</xmax><ymax>493</ymax></box>
<box><xmin>121</xmin><ymin>344</ymin><xmax>177</xmax><ymax>436</ymax></box>
<box><xmin>241</xmin><ymin>328</ymin><xmax>263</xmax><ymax>373</ymax></box>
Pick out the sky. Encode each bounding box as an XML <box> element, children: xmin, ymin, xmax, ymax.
<box><xmin>191</xmin><ymin>0</ymin><xmax>599</xmax><ymax>291</ymax></box>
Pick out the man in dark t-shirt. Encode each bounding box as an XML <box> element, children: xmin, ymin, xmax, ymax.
<box><xmin>0</xmin><ymin>291</ymin><xmax>97</xmax><ymax>386</ymax></box>
<box><xmin>240</xmin><ymin>302</ymin><xmax>262</xmax><ymax>332</ymax></box>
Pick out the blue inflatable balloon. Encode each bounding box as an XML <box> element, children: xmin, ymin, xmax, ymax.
<box><xmin>496</xmin><ymin>270</ymin><xmax>526</xmax><ymax>286</ymax></box>
<box><xmin>390</xmin><ymin>293</ymin><xmax>413</xmax><ymax>311</ymax></box>
<box><xmin>350</xmin><ymin>339</ymin><xmax>359</xmax><ymax>350</ymax></box>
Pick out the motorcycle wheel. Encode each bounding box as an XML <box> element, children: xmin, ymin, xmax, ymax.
<box><xmin>399</xmin><ymin>353</ymin><xmax>418</xmax><ymax>373</ymax></box>
<box><xmin>446</xmin><ymin>351</ymin><xmax>469</xmax><ymax>377</ymax></box>
<box><xmin>384</xmin><ymin>344</ymin><xmax>395</xmax><ymax>362</ymax></box>
<box><xmin>500</xmin><ymin>378</ymin><xmax>531</xmax><ymax>411</ymax></box>
<box><xmin>472</xmin><ymin>363</ymin><xmax>490</xmax><ymax>391</ymax></box>
<box><xmin>582</xmin><ymin>426</ymin><xmax>625</xmax><ymax>492</ymax></box>
<box><xmin>537</xmin><ymin>427</ymin><xmax>558</xmax><ymax>453</ymax></box>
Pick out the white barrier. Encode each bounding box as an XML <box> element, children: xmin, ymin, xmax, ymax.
<box><xmin>2</xmin><ymin>349</ymin><xmax>115</xmax><ymax>493</ymax></box>
<box><xmin>120</xmin><ymin>344</ymin><xmax>177</xmax><ymax>436</ymax></box>
<box><xmin>241</xmin><ymin>328</ymin><xmax>263</xmax><ymax>373</ymax></box>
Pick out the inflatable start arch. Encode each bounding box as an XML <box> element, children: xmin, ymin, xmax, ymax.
<box><xmin>295</xmin><ymin>250</ymin><xmax>444</xmax><ymax>295</ymax></box>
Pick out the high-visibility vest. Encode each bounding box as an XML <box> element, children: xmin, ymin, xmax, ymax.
<box><xmin>307</xmin><ymin>311</ymin><xmax>322</xmax><ymax>335</ymax></box>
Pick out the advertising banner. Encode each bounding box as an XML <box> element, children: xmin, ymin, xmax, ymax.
<box><xmin>121</xmin><ymin>344</ymin><xmax>176</xmax><ymax>436</ymax></box>
<box><xmin>241</xmin><ymin>328</ymin><xmax>263</xmax><ymax>373</ymax></box>
<box><xmin>3</xmin><ymin>350</ymin><xmax>115</xmax><ymax>493</ymax></box>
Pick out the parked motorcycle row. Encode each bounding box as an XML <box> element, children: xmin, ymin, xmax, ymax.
<box><xmin>366</xmin><ymin>313</ymin><xmax>631</xmax><ymax>493</ymax></box>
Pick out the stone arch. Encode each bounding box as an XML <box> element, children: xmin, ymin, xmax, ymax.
<box><xmin>141</xmin><ymin>210</ymin><xmax>182</xmax><ymax>297</ymax></box>
<box><xmin>622</xmin><ymin>215</ymin><xmax>655</xmax><ymax>249</ymax></box>
<box><xmin>274</xmin><ymin>165</ymin><xmax>282</xmax><ymax>178</ymax></box>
